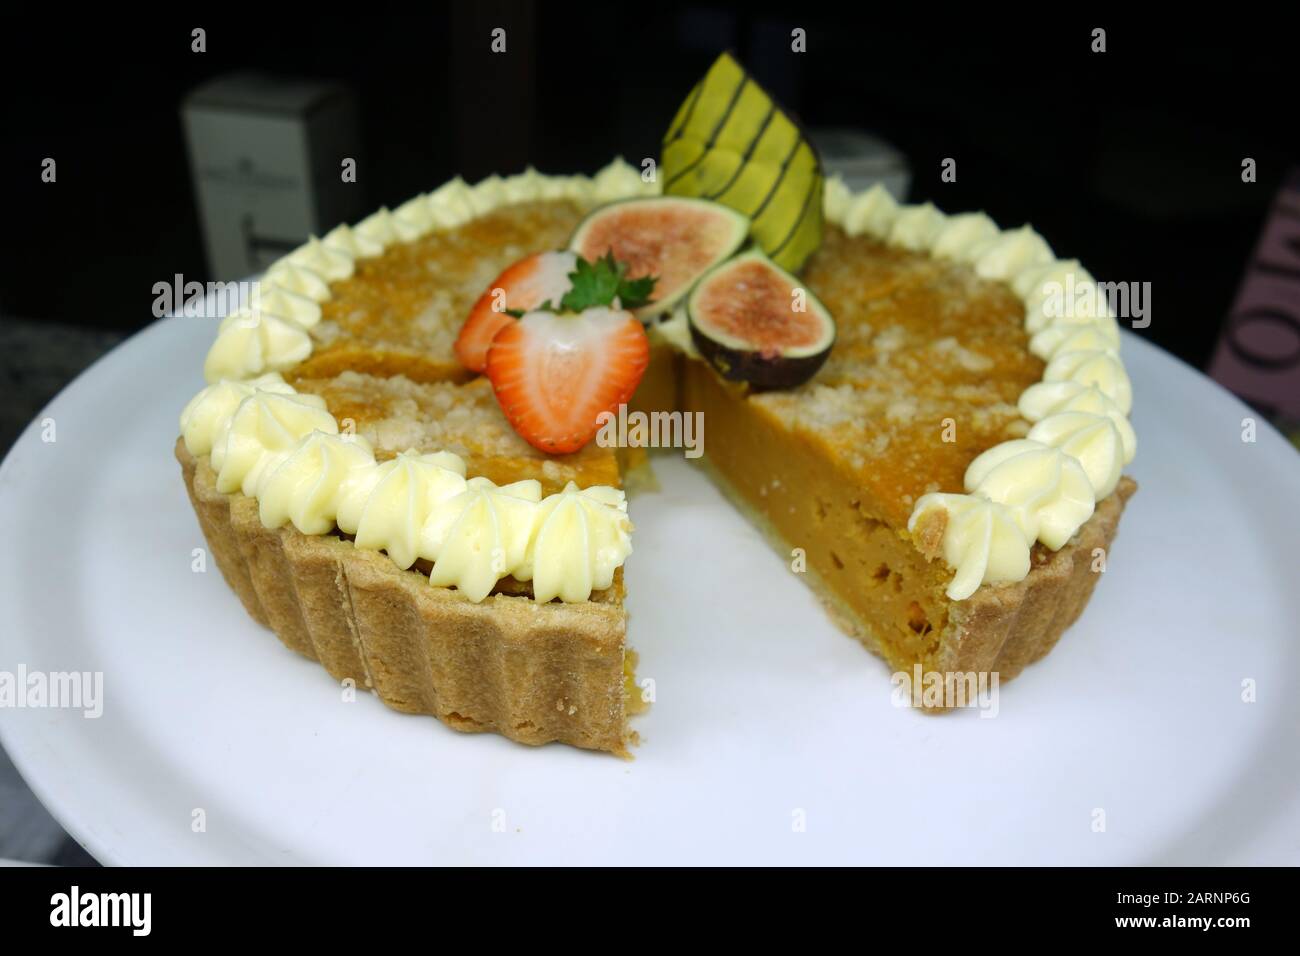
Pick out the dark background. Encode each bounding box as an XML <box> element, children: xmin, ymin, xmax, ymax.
<box><xmin>1</xmin><ymin>6</ymin><xmax>1293</xmax><ymax>370</ymax></box>
<box><xmin>0</xmin><ymin>5</ymin><xmax>1293</xmax><ymax>868</ymax></box>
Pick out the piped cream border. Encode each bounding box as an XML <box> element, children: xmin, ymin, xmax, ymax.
<box><xmin>183</xmin><ymin>158</ymin><xmax>1134</xmax><ymax>604</ymax></box>
<box><xmin>181</xmin><ymin>159</ymin><xmax>656</xmax><ymax>603</ymax></box>
<box><xmin>202</xmin><ymin>159</ymin><xmax>658</xmax><ymax>383</ymax></box>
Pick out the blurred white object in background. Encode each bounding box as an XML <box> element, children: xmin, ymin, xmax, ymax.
<box><xmin>810</xmin><ymin>128</ymin><xmax>911</xmax><ymax>200</ymax></box>
<box><xmin>183</xmin><ymin>72</ymin><xmax>363</xmax><ymax>281</ymax></box>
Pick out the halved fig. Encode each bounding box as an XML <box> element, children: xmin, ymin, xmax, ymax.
<box><xmin>569</xmin><ymin>196</ymin><xmax>749</xmax><ymax>322</ymax></box>
<box><xmin>687</xmin><ymin>249</ymin><xmax>835</xmax><ymax>390</ymax></box>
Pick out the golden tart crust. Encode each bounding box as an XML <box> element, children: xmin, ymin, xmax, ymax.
<box><xmin>182</xmin><ymin>196</ymin><xmax>639</xmax><ymax>755</ymax></box>
<box><xmin>177</xmin><ymin>439</ymin><xmax>635</xmax><ymax>755</ymax></box>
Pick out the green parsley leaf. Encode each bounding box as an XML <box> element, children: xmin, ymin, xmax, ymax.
<box><xmin>616</xmin><ymin>272</ymin><xmax>656</xmax><ymax>311</ymax></box>
<box><xmin>557</xmin><ymin>252</ymin><xmax>657</xmax><ymax>313</ymax></box>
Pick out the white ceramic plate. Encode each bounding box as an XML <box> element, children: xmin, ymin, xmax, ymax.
<box><xmin>1</xmin><ymin>315</ymin><xmax>1298</xmax><ymax>866</ymax></box>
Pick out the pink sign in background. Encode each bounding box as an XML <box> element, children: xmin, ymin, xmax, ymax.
<box><xmin>1209</xmin><ymin>168</ymin><xmax>1300</xmax><ymax>421</ymax></box>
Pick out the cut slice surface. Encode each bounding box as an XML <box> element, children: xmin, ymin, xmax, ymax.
<box><xmin>569</xmin><ymin>197</ymin><xmax>749</xmax><ymax>321</ymax></box>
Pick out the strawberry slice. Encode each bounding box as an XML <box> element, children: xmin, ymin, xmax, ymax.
<box><xmin>454</xmin><ymin>251</ymin><xmax>577</xmax><ymax>372</ymax></box>
<box><xmin>485</xmin><ymin>306</ymin><xmax>650</xmax><ymax>454</ymax></box>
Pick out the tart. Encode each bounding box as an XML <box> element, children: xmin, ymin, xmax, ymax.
<box><xmin>179</xmin><ymin>183</ymin><xmax>653</xmax><ymax>756</ymax></box>
<box><xmin>177</xmin><ymin>61</ymin><xmax>1135</xmax><ymax>754</ymax></box>
<box><xmin>676</xmin><ymin>223</ymin><xmax>1136</xmax><ymax>684</ymax></box>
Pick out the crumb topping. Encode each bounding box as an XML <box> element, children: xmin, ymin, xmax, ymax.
<box><xmin>752</xmin><ymin>226</ymin><xmax>1042</xmax><ymax>528</ymax></box>
<box><xmin>292</xmin><ymin>208</ymin><xmax>1040</xmax><ymax>529</ymax></box>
